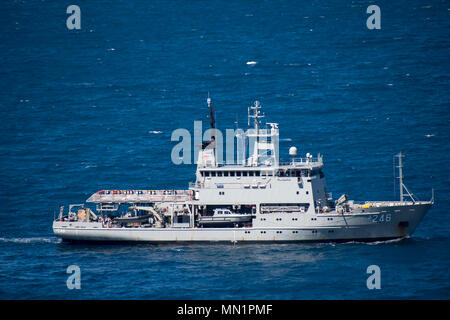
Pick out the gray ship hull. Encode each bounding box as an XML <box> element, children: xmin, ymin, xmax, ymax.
<box><xmin>53</xmin><ymin>202</ymin><xmax>431</xmax><ymax>243</ymax></box>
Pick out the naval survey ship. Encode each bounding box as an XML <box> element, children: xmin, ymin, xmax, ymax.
<box><xmin>53</xmin><ymin>98</ymin><xmax>433</xmax><ymax>243</ymax></box>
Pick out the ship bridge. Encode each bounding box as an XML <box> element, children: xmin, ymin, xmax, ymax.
<box><xmin>194</xmin><ymin>155</ymin><xmax>323</xmax><ymax>179</ymax></box>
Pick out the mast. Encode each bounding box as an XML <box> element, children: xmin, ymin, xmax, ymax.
<box><xmin>247</xmin><ymin>101</ymin><xmax>265</xmax><ymax>165</ymax></box>
<box><xmin>248</xmin><ymin>100</ymin><xmax>264</xmax><ymax>131</ymax></box>
<box><xmin>197</xmin><ymin>95</ymin><xmax>218</xmax><ymax>168</ymax></box>
<box><xmin>201</xmin><ymin>94</ymin><xmax>216</xmax><ymax>151</ymax></box>
<box><xmin>398</xmin><ymin>152</ymin><xmax>404</xmax><ymax>202</ymax></box>
<box><xmin>207</xmin><ymin>93</ymin><xmax>215</xmax><ymax>140</ymax></box>
<box><xmin>395</xmin><ymin>152</ymin><xmax>416</xmax><ymax>203</ymax></box>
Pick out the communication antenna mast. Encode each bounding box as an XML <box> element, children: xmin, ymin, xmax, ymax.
<box><xmin>248</xmin><ymin>100</ymin><xmax>265</xmax><ymax>131</ymax></box>
<box><xmin>393</xmin><ymin>155</ymin><xmax>396</xmax><ymax>199</ymax></box>
<box><xmin>201</xmin><ymin>93</ymin><xmax>217</xmax><ymax>152</ymax></box>
<box><xmin>394</xmin><ymin>152</ymin><xmax>417</xmax><ymax>203</ymax></box>
<box><xmin>398</xmin><ymin>152</ymin><xmax>404</xmax><ymax>202</ymax></box>
<box><xmin>207</xmin><ymin>93</ymin><xmax>215</xmax><ymax>138</ymax></box>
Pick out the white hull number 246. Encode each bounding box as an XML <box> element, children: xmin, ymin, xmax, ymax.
<box><xmin>371</xmin><ymin>213</ymin><xmax>391</xmax><ymax>223</ymax></box>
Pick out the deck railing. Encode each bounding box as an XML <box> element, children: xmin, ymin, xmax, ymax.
<box><xmin>86</xmin><ymin>189</ymin><xmax>191</xmax><ymax>203</ymax></box>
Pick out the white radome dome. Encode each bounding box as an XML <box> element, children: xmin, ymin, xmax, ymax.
<box><xmin>289</xmin><ymin>146</ymin><xmax>297</xmax><ymax>157</ymax></box>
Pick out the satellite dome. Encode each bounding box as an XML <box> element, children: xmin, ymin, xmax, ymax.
<box><xmin>289</xmin><ymin>146</ymin><xmax>297</xmax><ymax>157</ymax></box>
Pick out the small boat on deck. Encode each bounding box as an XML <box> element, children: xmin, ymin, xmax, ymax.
<box><xmin>198</xmin><ymin>209</ymin><xmax>254</xmax><ymax>227</ymax></box>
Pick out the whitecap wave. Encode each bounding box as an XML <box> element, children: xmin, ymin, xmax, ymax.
<box><xmin>341</xmin><ymin>237</ymin><xmax>407</xmax><ymax>245</ymax></box>
<box><xmin>366</xmin><ymin>237</ymin><xmax>407</xmax><ymax>245</ymax></box>
<box><xmin>0</xmin><ymin>237</ymin><xmax>61</xmax><ymax>244</ymax></box>
<box><xmin>148</xmin><ymin>130</ymin><xmax>163</xmax><ymax>134</ymax></box>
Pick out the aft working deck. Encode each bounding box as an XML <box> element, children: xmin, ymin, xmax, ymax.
<box><xmin>86</xmin><ymin>189</ymin><xmax>191</xmax><ymax>204</ymax></box>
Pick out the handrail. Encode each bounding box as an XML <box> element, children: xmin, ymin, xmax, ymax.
<box><xmin>86</xmin><ymin>189</ymin><xmax>191</xmax><ymax>203</ymax></box>
<box><xmin>209</xmin><ymin>157</ymin><xmax>322</xmax><ymax>168</ymax></box>
<box><xmin>95</xmin><ymin>189</ymin><xmax>190</xmax><ymax>195</ymax></box>
<box><xmin>189</xmin><ymin>181</ymin><xmax>269</xmax><ymax>189</ymax></box>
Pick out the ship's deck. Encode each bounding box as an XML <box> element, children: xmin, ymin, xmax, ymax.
<box><xmin>86</xmin><ymin>190</ymin><xmax>191</xmax><ymax>203</ymax></box>
<box><xmin>200</xmin><ymin>157</ymin><xmax>323</xmax><ymax>170</ymax></box>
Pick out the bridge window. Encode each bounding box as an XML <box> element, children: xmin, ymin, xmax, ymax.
<box><xmin>236</xmin><ymin>171</ymin><xmax>241</xmax><ymax>177</ymax></box>
<box><xmin>243</xmin><ymin>171</ymin><xmax>248</xmax><ymax>177</ymax></box>
<box><xmin>249</xmin><ymin>171</ymin><xmax>254</xmax><ymax>176</ymax></box>
<box><xmin>217</xmin><ymin>171</ymin><xmax>223</xmax><ymax>177</ymax></box>
<box><xmin>224</xmin><ymin>171</ymin><xmax>229</xmax><ymax>177</ymax></box>
<box><xmin>230</xmin><ymin>171</ymin><xmax>235</xmax><ymax>177</ymax></box>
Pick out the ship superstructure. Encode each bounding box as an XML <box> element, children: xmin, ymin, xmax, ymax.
<box><xmin>53</xmin><ymin>99</ymin><xmax>433</xmax><ymax>243</ymax></box>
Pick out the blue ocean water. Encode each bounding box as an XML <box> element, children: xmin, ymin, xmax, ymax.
<box><xmin>0</xmin><ymin>0</ymin><xmax>449</xmax><ymax>299</ymax></box>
